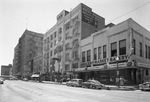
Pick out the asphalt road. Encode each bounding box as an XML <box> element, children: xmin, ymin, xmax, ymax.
<box><xmin>0</xmin><ymin>80</ymin><xmax>150</xmax><ymax>102</ymax></box>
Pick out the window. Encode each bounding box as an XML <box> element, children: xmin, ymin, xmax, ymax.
<box><xmin>59</xmin><ymin>28</ymin><xmax>62</xmax><ymax>34</ymax></box>
<box><xmin>82</xmin><ymin>51</ymin><xmax>86</xmax><ymax>62</ymax></box>
<box><xmin>146</xmin><ymin>70</ymin><xmax>149</xmax><ymax>75</ymax></box>
<box><xmin>44</xmin><ymin>39</ymin><xmax>46</xmax><ymax>44</ymax></box>
<box><xmin>65</xmin><ymin>32</ymin><xmax>69</xmax><ymax>40</ymax></box>
<box><xmin>140</xmin><ymin>42</ymin><xmax>142</xmax><ymax>57</ymax></box>
<box><xmin>119</xmin><ymin>39</ymin><xmax>126</xmax><ymax>55</ymax></box>
<box><xmin>58</xmin><ymin>36</ymin><xmax>62</xmax><ymax>42</ymax></box>
<box><xmin>133</xmin><ymin>39</ymin><xmax>136</xmax><ymax>55</ymax></box>
<box><xmin>145</xmin><ymin>45</ymin><xmax>148</xmax><ymax>58</ymax></box>
<box><xmin>50</xmin><ymin>34</ymin><xmax>53</xmax><ymax>40</ymax></box>
<box><xmin>111</xmin><ymin>42</ymin><xmax>117</xmax><ymax>57</ymax></box>
<box><xmin>98</xmin><ymin>46</ymin><xmax>101</xmax><ymax>59</ymax></box>
<box><xmin>65</xmin><ymin>43</ymin><xmax>69</xmax><ymax>50</ymax></box>
<box><xmin>50</xmin><ymin>42</ymin><xmax>53</xmax><ymax>48</ymax></box>
<box><xmin>54</xmin><ymin>32</ymin><xmax>57</xmax><ymax>38</ymax></box>
<box><xmin>72</xmin><ymin>63</ymin><xmax>78</xmax><ymax>68</ymax></box>
<box><xmin>54</xmin><ymin>40</ymin><xmax>56</xmax><ymax>46</ymax></box>
<box><xmin>47</xmin><ymin>52</ymin><xmax>49</xmax><ymax>58</ymax></box>
<box><xmin>47</xmin><ymin>37</ymin><xmax>50</xmax><ymax>43</ymax></box>
<box><xmin>149</xmin><ymin>47</ymin><xmax>150</xmax><ymax>59</ymax></box>
<box><xmin>103</xmin><ymin>45</ymin><xmax>107</xmax><ymax>58</ymax></box>
<box><xmin>73</xmin><ymin>50</ymin><xmax>78</xmax><ymax>60</ymax></box>
<box><xmin>65</xmin><ymin>53</ymin><xmax>70</xmax><ymax>61</ymax></box>
<box><xmin>87</xmin><ymin>50</ymin><xmax>91</xmax><ymax>61</ymax></box>
<box><xmin>94</xmin><ymin>48</ymin><xmax>97</xmax><ymax>60</ymax></box>
<box><xmin>50</xmin><ymin>50</ymin><xmax>53</xmax><ymax>57</ymax></box>
<box><xmin>65</xmin><ymin>64</ymin><xmax>70</xmax><ymax>71</ymax></box>
<box><xmin>54</xmin><ymin>48</ymin><xmax>57</xmax><ymax>55</ymax></box>
<box><xmin>65</xmin><ymin>22</ymin><xmax>70</xmax><ymax>31</ymax></box>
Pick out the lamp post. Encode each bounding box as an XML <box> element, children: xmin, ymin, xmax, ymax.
<box><xmin>116</xmin><ymin>57</ymin><xmax>120</xmax><ymax>87</ymax></box>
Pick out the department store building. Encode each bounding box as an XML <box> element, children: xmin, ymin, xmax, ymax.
<box><xmin>76</xmin><ymin>18</ymin><xmax>150</xmax><ymax>85</ymax></box>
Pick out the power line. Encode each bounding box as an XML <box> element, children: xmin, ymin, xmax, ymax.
<box><xmin>107</xmin><ymin>1</ymin><xmax>150</xmax><ymax>23</ymax></box>
<box><xmin>0</xmin><ymin>11</ymin><xmax>47</xmax><ymax>33</ymax></box>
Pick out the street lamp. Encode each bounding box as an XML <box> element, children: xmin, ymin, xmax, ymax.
<box><xmin>116</xmin><ymin>57</ymin><xmax>120</xmax><ymax>87</ymax></box>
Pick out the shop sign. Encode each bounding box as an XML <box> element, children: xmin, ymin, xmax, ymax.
<box><xmin>88</xmin><ymin>66</ymin><xmax>104</xmax><ymax>70</ymax></box>
<box><xmin>75</xmin><ymin>68</ymin><xmax>85</xmax><ymax>72</ymax></box>
<box><xmin>81</xmin><ymin>55</ymin><xmax>128</xmax><ymax>67</ymax></box>
<box><xmin>109</xmin><ymin>62</ymin><xmax>127</xmax><ymax>68</ymax></box>
<box><xmin>137</xmin><ymin>62</ymin><xmax>150</xmax><ymax>68</ymax></box>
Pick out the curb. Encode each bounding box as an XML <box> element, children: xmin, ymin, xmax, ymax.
<box><xmin>109</xmin><ymin>87</ymin><xmax>137</xmax><ymax>91</ymax></box>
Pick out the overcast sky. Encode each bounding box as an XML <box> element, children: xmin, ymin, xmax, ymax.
<box><xmin>0</xmin><ymin>0</ymin><xmax>150</xmax><ymax>68</ymax></box>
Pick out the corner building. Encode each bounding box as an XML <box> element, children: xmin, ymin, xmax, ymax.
<box><xmin>77</xmin><ymin>18</ymin><xmax>150</xmax><ymax>85</ymax></box>
<box><xmin>43</xmin><ymin>3</ymin><xmax>105</xmax><ymax>80</ymax></box>
<box><xmin>16</xmin><ymin>30</ymin><xmax>43</xmax><ymax>78</ymax></box>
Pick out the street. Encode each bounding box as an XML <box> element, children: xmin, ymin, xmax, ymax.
<box><xmin>0</xmin><ymin>80</ymin><xmax>150</xmax><ymax>102</ymax></box>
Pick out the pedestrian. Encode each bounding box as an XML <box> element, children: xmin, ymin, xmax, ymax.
<box><xmin>120</xmin><ymin>76</ymin><xmax>124</xmax><ymax>86</ymax></box>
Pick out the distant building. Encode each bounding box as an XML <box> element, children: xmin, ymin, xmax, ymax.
<box><xmin>43</xmin><ymin>3</ymin><xmax>105</xmax><ymax>80</ymax></box>
<box><xmin>77</xmin><ymin>18</ymin><xmax>150</xmax><ymax>85</ymax></box>
<box><xmin>13</xmin><ymin>29</ymin><xmax>43</xmax><ymax>78</ymax></box>
<box><xmin>1</xmin><ymin>64</ymin><xmax>12</xmax><ymax>76</ymax></box>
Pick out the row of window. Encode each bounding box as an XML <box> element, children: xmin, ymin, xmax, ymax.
<box><xmin>44</xmin><ymin>28</ymin><xmax>62</xmax><ymax>44</ymax></box>
<box><xmin>133</xmin><ymin>39</ymin><xmax>150</xmax><ymax>59</ymax></box>
<box><xmin>82</xmin><ymin>39</ymin><xmax>126</xmax><ymax>62</ymax></box>
<box><xmin>82</xmin><ymin>39</ymin><xmax>150</xmax><ymax>62</ymax></box>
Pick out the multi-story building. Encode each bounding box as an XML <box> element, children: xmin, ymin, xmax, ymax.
<box><xmin>43</xmin><ymin>3</ymin><xmax>105</xmax><ymax>80</ymax></box>
<box><xmin>33</xmin><ymin>52</ymin><xmax>43</xmax><ymax>74</ymax></box>
<box><xmin>1</xmin><ymin>64</ymin><xmax>12</xmax><ymax>76</ymax></box>
<box><xmin>13</xmin><ymin>44</ymin><xmax>21</xmax><ymax>76</ymax></box>
<box><xmin>76</xmin><ymin>18</ymin><xmax>150</xmax><ymax>85</ymax></box>
<box><xmin>13</xmin><ymin>29</ymin><xmax>43</xmax><ymax>78</ymax></box>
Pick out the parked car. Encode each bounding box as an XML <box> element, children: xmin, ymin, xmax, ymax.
<box><xmin>66</xmin><ymin>79</ymin><xmax>83</xmax><ymax>87</ymax></box>
<box><xmin>0</xmin><ymin>77</ymin><xmax>5</xmax><ymax>81</ymax></box>
<box><xmin>139</xmin><ymin>82</ymin><xmax>150</xmax><ymax>91</ymax></box>
<box><xmin>22</xmin><ymin>78</ymin><xmax>28</xmax><ymax>81</ymax></box>
<box><xmin>0</xmin><ymin>78</ymin><xmax>4</xmax><ymax>84</ymax></box>
<box><xmin>10</xmin><ymin>77</ymin><xmax>18</xmax><ymax>80</ymax></box>
<box><xmin>82</xmin><ymin>80</ymin><xmax>105</xmax><ymax>89</ymax></box>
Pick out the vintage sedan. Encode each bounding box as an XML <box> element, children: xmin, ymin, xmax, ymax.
<box><xmin>66</xmin><ymin>79</ymin><xmax>83</xmax><ymax>87</ymax></box>
<box><xmin>0</xmin><ymin>78</ymin><xmax>4</xmax><ymax>84</ymax></box>
<box><xmin>82</xmin><ymin>80</ymin><xmax>105</xmax><ymax>89</ymax></box>
<box><xmin>139</xmin><ymin>82</ymin><xmax>150</xmax><ymax>91</ymax></box>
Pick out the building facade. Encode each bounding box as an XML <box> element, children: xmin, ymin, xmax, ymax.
<box><xmin>13</xmin><ymin>44</ymin><xmax>21</xmax><ymax>76</ymax></box>
<box><xmin>76</xmin><ymin>18</ymin><xmax>150</xmax><ymax>85</ymax></box>
<box><xmin>13</xmin><ymin>30</ymin><xmax>43</xmax><ymax>78</ymax></box>
<box><xmin>1</xmin><ymin>64</ymin><xmax>12</xmax><ymax>76</ymax></box>
<box><xmin>43</xmin><ymin>3</ymin><xmax>105</xmax><ymax>80</ymax></box>
<box><xmin>33</xmin><ymin>52</ymin><xmax>43</xmax><ymax>74</ymax></box>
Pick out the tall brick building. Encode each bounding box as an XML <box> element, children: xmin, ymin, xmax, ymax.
<box><xmin>43</xmin><ymin>3</ymin><xmax>105</xmax><ymax>80</ymax></box>
<box><xmin>13</xmin><ymin>29</ymin><xmax>43</xmax><ymax>78</ymax></box>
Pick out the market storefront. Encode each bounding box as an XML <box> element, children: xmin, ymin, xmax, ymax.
<box><xmin>75</xmin><ymin>55</ymin><xmax>150</xmax><ymax>85</ymax></box>
<box><xmin>76</xmin><ymin>66</ymin><xmax>138</xmax><ymax>85</ymax></box>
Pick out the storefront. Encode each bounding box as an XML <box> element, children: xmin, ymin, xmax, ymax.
<box><xmin>75</xmin><ymin>55</ymin><xmax>150</xmax><ymax>85</ymax></box>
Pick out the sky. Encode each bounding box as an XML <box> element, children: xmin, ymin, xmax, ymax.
<box><xmin>0</xmin><ymin>0</ymin><xmax>150</xmax><ymax>68</ymax></box>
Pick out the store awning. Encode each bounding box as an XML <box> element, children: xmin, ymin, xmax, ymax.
<box><xmin>31</xmin><ymin>74</ymin><xmax>39</xmax><ymax>78</ymax></box>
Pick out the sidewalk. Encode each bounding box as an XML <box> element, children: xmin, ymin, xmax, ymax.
<box><xmin>42</xmin><ymin>81</ymin><xmax>66</xmax><ymax>85</ymax></box>
<box><xmin>104</xmin><ymin>85</ymin><xmax>138</xmax><ymax>91</ymax></box>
